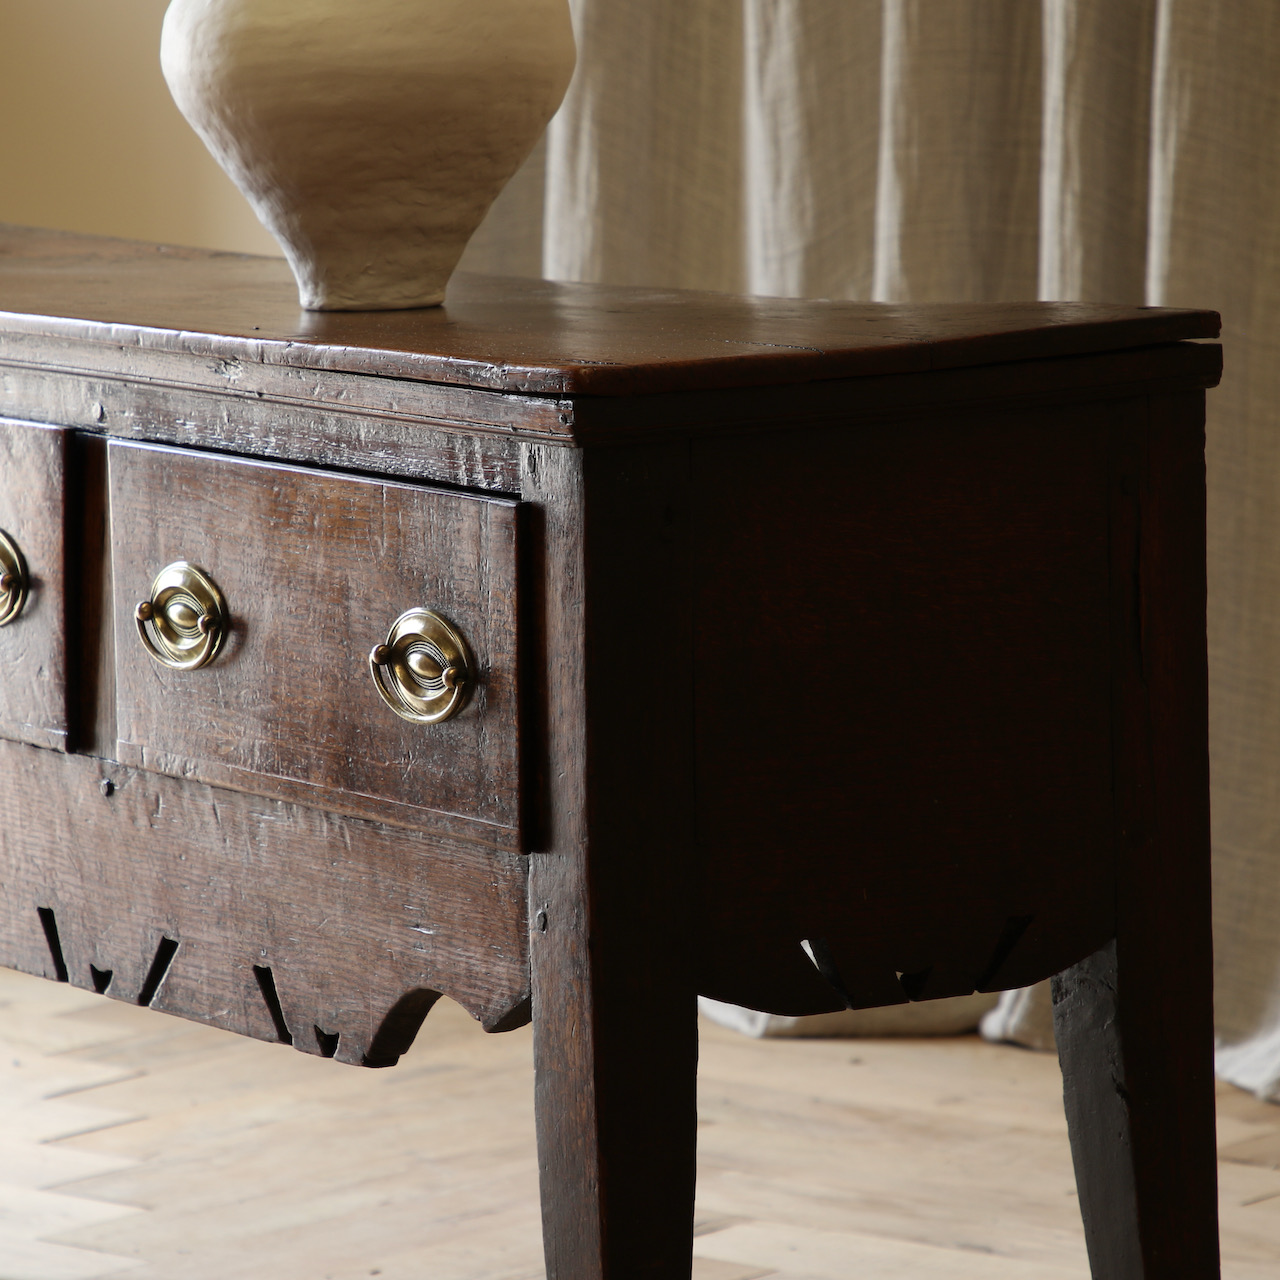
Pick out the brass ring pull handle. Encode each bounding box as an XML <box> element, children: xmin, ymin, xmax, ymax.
<box><xmin>135</xmin><ymin>561</ymin><xmax>229</xmax><ymax>671</ymax></box>
<box><xmin>0</xmin><ymin>529</ymin><xmax>29</xmax><ymax>626</ymax></box>
<box><xmin>369</xmin><ymin>608</ymin><xmax>473</xmax><ymax>725</ymax></box>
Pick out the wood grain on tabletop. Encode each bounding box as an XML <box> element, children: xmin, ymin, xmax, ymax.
<box><xmin>0</xmin><ymin>323</ymin><xmax>1224</xmax><ymax>462</ymax></box>
<box><xmin>0</xmin><ymin>223</ymin><xmax>1219</xmax><ymax>397</ymax></box>
<box><xmin>3</xmin><ymin>966</ymin><xmax>1279</xmax><ymax>1280</ymax></box>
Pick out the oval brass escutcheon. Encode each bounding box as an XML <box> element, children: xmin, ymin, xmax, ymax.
<box><xmin>0</xmin><ymin>529</ymin><xmax>29</xmax><ymax>626</ymax></box>
<box><xmin>135</xmin><ymin>561</ymin><xmax>229</xmax><ymax>670</ymax></box>
<box><xmin>369</xmin><ymin>608</ymin><xmax>473</xmax><ymax>725</ymax></box>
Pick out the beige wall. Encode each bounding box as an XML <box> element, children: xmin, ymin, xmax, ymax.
<box><xmin>0</xmin><ymin>0</ymin><xmax>277</xmax><ymax>254</ymax></box>
<box><xmin>0</xmin><ymin>0</ymin><xmax>545</xmax><ymax>273</ymax></box>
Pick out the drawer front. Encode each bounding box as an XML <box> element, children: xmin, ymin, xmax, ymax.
<box><xmin>0</xmin><ymin>419</ymin><xmax>68</xmax><ymax>749</ymax></box>
<box><xmin>110</xmin><ymin>442</ymin><xmax>520</xmax><ymax>837</ymax></box>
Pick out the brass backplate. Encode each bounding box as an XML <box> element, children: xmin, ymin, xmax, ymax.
<box><xmin>136</xmin><ymin>561</ymin><xmax>228</xmax><ymax>671</ymax></box>
<box><xmin>0</xmin><ymin>529</ymin><xmax>28</xmax><ymax>626</ymax></box>
<box><xmin>369</xmin><ymin>608</ymin><xmax>473</xmax><ymax>725</ymax></box>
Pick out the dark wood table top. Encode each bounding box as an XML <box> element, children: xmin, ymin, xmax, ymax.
<box><xmin>0</xmin><ymin>224</ymin><xmax>1219</xmax><ymax>398</ymax></box>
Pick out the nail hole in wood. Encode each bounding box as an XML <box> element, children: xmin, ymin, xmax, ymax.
<box><xmin>975</xmin><ymin>914</ymin><xmax>1035</xmax><ymax>991</ymax></box>
<box><xmin>36</xmin><ymin>908</ymin><xmax>69</xmax><ymax>983</ymax></box>
<box><xmin>90</xmin><ymin>964</ymin><xmax>114</xmax><ymax>994</ymax></box>
<box><xmin>137</xmin><ymin>936</ymin><xmax>179</xmax><ymax>1007</ymax></box>
<box><xmin>314</xmin><ymin>1026</ymin><xmax>340</xmax><ymax>1058</ymax></box>
<box><xmin>253</xmin><ymin>964</ymin><xmax>293</xmax><ymax>1045</ymax></box>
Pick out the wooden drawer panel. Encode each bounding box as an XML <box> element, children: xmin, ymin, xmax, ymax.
<box><xmin>109</xmin><ymin>442</ymin><xmax>520</xmax><ymax>838</ymax></box>
<box><xmin>0</xmin><ymin>419</ymin><xmax>68</xmax><ymax>750</ymax></box>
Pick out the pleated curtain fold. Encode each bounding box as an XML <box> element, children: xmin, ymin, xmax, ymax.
<box><xmin>459</xmin><ymin>0</ymin><xmax>1280</xmax><ymax>1100</ymax></box>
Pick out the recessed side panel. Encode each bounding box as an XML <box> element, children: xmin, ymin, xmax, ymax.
<box><xmin>692</xmin><ymin>399</ymin><xmax>1123</xmax><ymax>1015</ymax></box>
<box><xmin>0</xmin><ymin>419</ymin><xmax>68</xmax><ymax>750</ymax></box>
<box><xmin>109</xmin><ymin>441</ymin><xmax>520</xmax><ymax>840</ymax></box>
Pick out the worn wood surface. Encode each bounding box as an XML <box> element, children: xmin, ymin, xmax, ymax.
<box><xmin>0</xmin><ymin>326</ymin><xmax>574</xmax><ymax>447</ymax></box>
<box><xmin>525</xmin><ymin>441</ymin><xmax>699</xmax><ymax>1279</ymax></box>
<box><xmin>0</xmin><ymin>225</ymin><xmax>1226</xmax><ymax>1278</ymax></box>
<box><xmin>0</xmin><ymin>737</ymin><xmax>529</xmax><ymax>1066</ymax></box>
<box><xmin>109</xmin><ymin>441</ymin><xmax>521</xmax><ymax>841</ymax></box>
<box><xmin>0</xmin><ymin>352</ymin><xmax>529</xmax><ymax>489</ymax></box>
<box><xmin>1053</xmin><ymin>391</ymin><xmax>1219</xmax><ymax>1279</ymax></box>
<box><xmin>0</xmin><ymin>333</ymin><xmax>1221</xmax><ymax>462</ymax></box>
<box><xmin>0</xmin><ymin>224</ymin><xmax>1218</xmax><ymax>398</ymax></box>
<box><xmin>0</xmin><ymin>417</ymin><xmax>67</xmax><ymax>749</ymax></box>
<box><xmin>691</xmin><ymin>398</ymin><xmax>1122</xmax><ymax>1017</ymax></box>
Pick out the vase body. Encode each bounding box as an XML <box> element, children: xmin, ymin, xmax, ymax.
<box><xmin>161</xmin><ymin>0</ymin><xmax>575</xmax><ymax>310</ymax></box>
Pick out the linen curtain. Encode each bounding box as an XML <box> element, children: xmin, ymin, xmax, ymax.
<box><xmin>460</xmin><ymin>0</ymin><xmax>1280</xmax><ymax>1099</ymax></box>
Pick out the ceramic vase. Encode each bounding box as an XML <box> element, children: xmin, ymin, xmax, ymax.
<box><xmin>161</xmin><ymin>0</ymin><xmax>576</xmax><ymax>310</ymax></box>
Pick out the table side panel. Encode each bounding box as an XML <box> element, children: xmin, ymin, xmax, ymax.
<box><xmin>692</xmin><ymin>400</ymin><xmax>1123</xmax><ymax>1015</ymax></box>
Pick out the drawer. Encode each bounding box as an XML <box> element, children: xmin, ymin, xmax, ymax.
<box><xmin>109</xmin><ymin>442</ymin><xmax>521</xmax><ymax>839</ymax></box>
<box><xmin>0</xmin><ymin>419</ymin><xmax>68</xmax><ymax>750</ymax></box>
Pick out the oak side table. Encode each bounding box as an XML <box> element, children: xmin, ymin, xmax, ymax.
<box><xmin>0</xmin><ymin>224</ymin><xmax>1222</xmax><ymax>1279</ymax></box>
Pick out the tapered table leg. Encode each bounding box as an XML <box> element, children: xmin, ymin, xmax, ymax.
<box><xmin>1053</xmin><ymin>396</ymin><xmax>1219</xmax><ymax>1279</ymax></box>
<box><xmin>1053</xmin><ymin>936</ymin><xmax>1219</xmax><ymax>1279</ymax></box>
<box><xmin>525</xmin><ymin>440</ymin><xmax>699</xmax><ymax>1278</ymax></box>
<box><xmin>530</xmin><ymin>898</ymin><xmax>698</xmax><ymax>1280</ymax></box>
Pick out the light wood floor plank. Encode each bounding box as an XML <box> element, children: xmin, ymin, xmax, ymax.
<box><xmin>0</xmin><ymin>968</ymin><xmax>1277</xmax><ymax>1278</ymax></box>
<box><xmin>693</xmin><ymin>1220</ymin><xmax>1085</xmax><ymax>1279</ymax></box>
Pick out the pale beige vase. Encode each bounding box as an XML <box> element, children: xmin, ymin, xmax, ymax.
<box><xmin>161</xmin><ymin>0</ymin><xmax>576</xmax><ymax>310</ymax></box>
